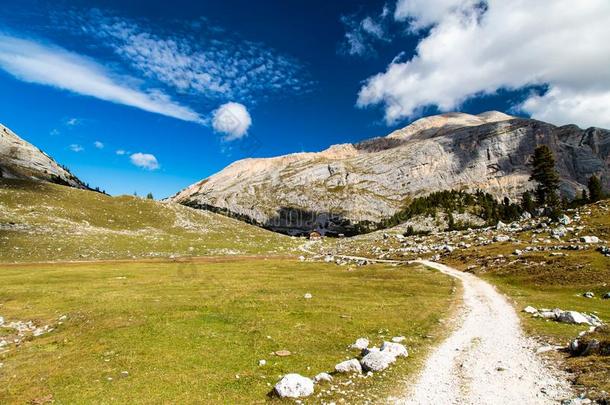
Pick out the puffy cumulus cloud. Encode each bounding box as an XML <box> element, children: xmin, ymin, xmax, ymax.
<box><xmin>116</xmin><ymin>149</ymin><xmax>126</xmax><ymax>155</ymax></box>
<box><xmin>130</xmin><ymin>152</ymin><xmax>159</xmax><ymax>170</ymax></box>
<box><xmin>358</xmin><ymin>0</ymin><xmax>610</xmax><ymax>128</ymax></box>
<box><xmin>69</xmin><ymin>144</ymin><xmax>84</xmax><ymax>152</ymax></box>
<box><xmin>0</xmin><ymin>34</ymin><xmax>203</xmax><ymax>124</ymax></box>
<box><xmin>94</xmin><ymin>141</ymin><xmax>104</xmax><ymax>149</ymax></box>
<box><xmin>212</xmin><ymin>102</ymin><xmax>252</xmax><ymax>141</ymax></box>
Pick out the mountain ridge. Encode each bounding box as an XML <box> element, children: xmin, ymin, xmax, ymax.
<box><xmin>0</xmin><ymin>123</ymin><xmax>87</xmax><ymax>189</ymax></box>
<box><xmin>171</xmin><ymin>111</ymin><xmax>610</xmax><ymax>235</ymax></box>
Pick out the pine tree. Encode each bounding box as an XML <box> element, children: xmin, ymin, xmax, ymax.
<box><xmin>530</xmin><ymin>145</ymin><xmax>560</xmax><ymax>207</ymax></box>
<box><xmin>588</xmin><ymin>175</ymin><xmax>603</xmax><ymax>202</ymax></box>
<box><xmin>146</xmin><ymin>192</ymin><xmax>154</xmax><ymax>200</ymax></box>
<box><xmin>521</xmin><ymin>191</ymin><xmax>535</xmax><ymax>212</ymax></box>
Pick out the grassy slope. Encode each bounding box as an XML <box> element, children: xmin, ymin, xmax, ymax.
<box><xmin>0</xmin><ymin>260</ymin><xmax>457</xmax><ymax>404</ymax></box>
<box><xmin>0</xmin><ymin>179</ymin><xmax>299</xmax><ymax>263</ymax></box>
<box><xmin>444</xmin><ymin>201</ymin><xmax>610</xmax><ymax>400</ymax></box>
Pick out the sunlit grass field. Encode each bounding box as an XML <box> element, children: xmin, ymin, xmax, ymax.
<box><xmin>0</xmin><ymin>259</ymin><xmax>457</xmax><ymax>404</ymax></box>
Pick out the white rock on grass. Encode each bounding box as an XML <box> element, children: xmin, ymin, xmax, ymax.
<box><xmin>0</xmin><ymin>316</ymin><xmax>3</xmax><ymax>326</ymax></box>
<box><xmin>391</xmin><ymin>336</ymin><xmax>406</xmax><ymax>343</ymax></box>
<box><xmin>258</xmin><ymin>359</ymin><xmax>266</xmax><ymax>366</ymax></box>
<box><xmin>303</xmin><ymin>293</ymin><xmax>313</xmax><ymax>299</ymax></box>
<box><xmin>313</xmin><ymin>372</ymin><xmax>333</xmax><ymax>383</ymax></box>
<box><xmin>350</xmin><ymin>338</ymin><xmax>369</xmax><ymax>350</ymax></box>
<box><xmin>360</xmin><ymin>351</ymin><xmax>396</xmax><ymax>372</ymax></box>
<box><xmin>380</xmin><ymin>341</ymin><xmax>409</xmax><ymax>358</ymax></box>
<box><xmin>580</xmin><ymin>236</ymin><xmax>600</xmax><ymax>244</ymax></box>
<box><xmin>523</xmin><ymin>306</ymin><xmax>538</xmax><ymax>314</ymax></box>
<box><xmin>582</xmin><ymin>292</ymin><xmax>594</xmax><ymax>298</ymax></box>
<box><xmin>558</xmin><ymin>311</ymin><xmax>591</xmax><ymax>325</ymax></box>
<box><xmin>274</xmin><ymin>374</ymin><xmax>314</xmax><ymax>398</ymax></box>
<box><xmin>335</xmin><ymin>359</ymin><xmax>362</xmax><ymax>374</ymax></box>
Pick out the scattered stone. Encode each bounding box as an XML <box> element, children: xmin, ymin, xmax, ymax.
<box><xmin>313</xmin><ymin>372</ymin><xmax>333</xmax><ymax>384</ymax></box>
<box><xmin>557</xmin><ymin>215</ymin><xmax>571</xmax><ymax>225</ymax></box>
<box><xmin>58</xmin><ymin>315</ymin><xmax>68</xmax><ymax>322</ymax></box>
<box><xmin>334</xmin><ymin>359</ymin><xmax>362</xmax><ymax>374</ymax></box>
<box><xmin>303</xmin><ymin>293</ymin><xmax>313</xmax><ymax>299</ymax></box>
<box><xmin>360</xmin><ymin>351</ymin><xmax>396</xmax><ymax>372</ymax></box>
<box><xmin>349</xmin><ymin>338</ymin><xmax>369</xmax><ymax>350</ymax></box>
<box><xmin>259</xmin><ymin>359</ymin><xmax>267</xmax><ymax>366</ymax></box>
<box><xmin>558</xmin><ymin>311</ymin><xmax>592</xmax><ymax>325</ymax></box>
<box><xmin>0</xmin><ymin>316</ymin><xmax>3</xmax><ymax>326</ymax></box>
<box><xmin>274</xmin><ymin>374</ymin><xmax>314</xmax><ymax>398</ymax></box>
<box><xmin>380</xmin><ymin>341</ymin><xmax>408</xmax><ymax>358</ymax></box>
<box><xmin>582</xmin><ymin>292</ymin><xmax>595</xmax><ymax>299</ymax></box>
<box><xmin>493</xmin><ymin>235</ymin><xmax>510</xmax><ymax>243</ymax></box>
<box><xmin>523</xmin><ymin>306</ymin><xmax>538</xmax><ymax>314</ymax></box>
<box><xmin>391</xmin><ymin>336</ymin><xmax>406</xmax><ymax>343</ymax></box>
<box><xmin>603</xmin><ymin>292</ymin><xmax>610</xmax><ymax>300</ymax></box>
<box><xmin>275</xmin><ymin>350</ymin><xmax>292</xmax><ymax>357</ymax></box>
<box><xmin>121</xmin><ymin>371</ymin><xmax>129</xmax><ymax>377</ymax></box>
<box><xmin>580</xmin><ymin>236</ymin><xmax>600</xmax><ymax>244</ymax></box>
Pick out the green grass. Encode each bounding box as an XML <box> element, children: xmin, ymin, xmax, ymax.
<box><xmin>0</xmin><ymin>179</ymin><xmax>299</xmax><ymax>263</ymax></box>
<box><xmin>0</xmin><ymin>259</ymin><xmax>457</xmax><ymax>404</ymax></box>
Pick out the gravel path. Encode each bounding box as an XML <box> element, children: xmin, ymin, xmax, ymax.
<box><xmin>398</xmin><ymin>260</ymin><xmax>572</xmax><ymax>405</ymax></box>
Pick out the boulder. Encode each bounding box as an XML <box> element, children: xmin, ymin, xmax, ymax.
<box><xmin>558</xmin><ymin>311</ymin><xmax>591</xmax><ymax>325</ymax></box>
<box><xmin>349</xmin><ymin>337</ymin><xmax>369</xmax><ymax>350</ymax></box>
<box><xmin>520</xmin><ymin>211</ymin><xmax>532</xmax><ymax>220</ymax></box>
<box><xmin>580</xmin><ymin>236</ymin><xmax>600</xmax><ymax>244</ymax></box>
<box><xmin>380</xmin><ymin>341</ymin><xmax>409</xmax><ymax>358</ymax></box>
<box><xmin>360</xmin><ymin>351</ymin><xmax>396</xmax><ymax>372</ymax></box>
<box><xmin>335</xmin><ymin>359</ymin><xmax>362</xmax><ymax>374</ymax></box>
<box><xmin>274</xmin><ymin>374</ymin><xmax>314</xmax><ymax>398</ymax></box>
<box><xmin>582</xmin><ymin>292</ymin><xmax>594</xmax><ymax>299</ymax></box>
<box><xmin>557</xmin><ymin>215</ymin><xmax>571</xmax><ymax>225</ymax></box>
<box><xmin>303</xmin><ymin>293</ymin><xmax>313</xmax><ymax>299</ymax></box>
<box><xmin>523</xmin><ymin>306</ymin><xmax>538</xmax><ymax>314</ymax></box>
<box><xmin>493</xmin><ymin>235</ymin><xmax>510</xmax><ymax>243</ymax></box>
<box><xmin>391</xmin><ymin>336</ymin><xmax>406</xmax><ymax>343</ymax></box>
<box><xmin>313</xmin><ymin>372</ymin><xmax>333</xmax><ymax>384</ymax></box>
<box><xmin>361</xmin><ymin>347</ymin><xmax>380</xmax><ymax>356</ymax></box>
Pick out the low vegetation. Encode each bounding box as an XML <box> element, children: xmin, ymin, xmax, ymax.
<box><xmin>0</xmin><ymin>259</ymin><xmax>457</xmax><ymax>403</ymax></box>
<box><xmin>0</xmin><ymin>179</ymin><xmax>299</xmax><ymax>263</ymax></box>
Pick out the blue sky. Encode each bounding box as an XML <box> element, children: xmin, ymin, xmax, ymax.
<box><xmin>1</xmin><ymin>0</ymin><xmax>609</xmax><ymax>198</ymax></box>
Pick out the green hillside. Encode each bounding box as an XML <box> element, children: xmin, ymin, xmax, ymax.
<box><xmin>0</xmin><ymin>179</ymin><xmax>299</xmax><ymax>263</ymax></box>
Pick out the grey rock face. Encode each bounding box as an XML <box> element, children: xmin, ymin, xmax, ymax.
<box><xmin>0</xmin><ymin>124</ymin><xmax>86</xmax><ymax>188</ymax></box>
<box><xmin>172</xmin><ymin>112</ymin><xmax>610</xmax><ymax>235</ymax></box>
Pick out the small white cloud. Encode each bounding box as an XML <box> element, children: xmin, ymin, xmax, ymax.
<box><xmin>130</xmin><ymin>152</ymin><xmax>159</xmax><ymax>170</ymax></box>
<box><xmin>66</xmin><ymin>118</ymin><xmax>80</xmax><ymax>126</ymax></box>
<box><xmin>94</xmin><ymin>141</ymin><xmax>104</xmax><ymax>149</ymax></box>
<box><xmin>116</xmin><ymin>149</ymin><xmax>126</xmax><ymax>155</ymax></box>
<box><xmin>50</xmin><ymin>128</ymin><xmax>60</xmax><ymax>136</ymax></box>
<box><xmin>212</xmin><ymin>102</ymin><xmax>252</xmax><ymax>141</ymax></box>
<box><xmin>69</xmin><ymin>144</ymin><xmax>84</xmax><ymax>152</ymax></box>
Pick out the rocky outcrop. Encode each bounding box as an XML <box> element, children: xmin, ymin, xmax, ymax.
<box><xmin>171</xmin><ymin>112</ymin><xmax>610</xmax><ymax>235</ymax></box>
<box><xmin>0</xmin><ymin>123</ymin><xmax>86</xmax><ymax>188</ymax></box>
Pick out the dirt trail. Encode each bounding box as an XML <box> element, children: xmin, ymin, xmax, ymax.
<box><xmin>398</xmin><ymin>260</ymin><xmax>572</xmax><ymax>404</ymax></box>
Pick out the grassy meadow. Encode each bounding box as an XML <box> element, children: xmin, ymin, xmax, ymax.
<box><xmin>0</xmin><ymin>259</ymin><xmax>457</xmax><ymax>404</ymax></box>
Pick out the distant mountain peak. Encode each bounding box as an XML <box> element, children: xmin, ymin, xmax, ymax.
<box><xmin>0</xmin><ymin>123</ymin><xmax>87</xmax><ymax>188</ymax></box>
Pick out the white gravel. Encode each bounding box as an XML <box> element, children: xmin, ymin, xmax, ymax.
<box><xmin>398</xmin><ymin>260</ymin><xmax>572</xmax><ymax>405</ymax></box>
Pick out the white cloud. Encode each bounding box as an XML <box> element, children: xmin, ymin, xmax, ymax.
<box><xmin>116</xmin><ymin>149</ymin><xmax>126</xmax><ymax>155</ymax></box>
<box><xmin>50</xmin><ymin>128</ymin><xmax>60</xmax><ymax>136</ymax></box>
<box><xmin>212</xmin><ymin>102</ymin><xmax>252</xmax><ymax>141</ymax></box>
<box><xmin>65</xmin><ymin>10</ymin><xmax>311</xmax><ymax>103</ymax></box>
<box><xmin>340</xmin><ymin>8</ymin><xmax>391</xmax><ymax>57</ymax></box>
<box><xmin>130</xmin><ymin>152</ymin><xmax>159</xmax><ymax>170</ymax></box>
<box><xmin>69</xmin><ymin>144</ymin><xmax>83</xmax><ymax>152</ymax></box>
<box><xmin>94</xmin><ymin>141</ymin><xmax>104</xmax><ymax>149</ymax></box>
<box><xmin>358</xmin><ymin>0</ymin><xmax>610</xmax><ymax>128</ymax></box>
<box><xmin>65</xmin><ymin>117</ymin><xmax>80</xmax><ymax>126</ymax></box>
<box><xmin>0</xmin><ymin>34</ymin><xmax>203</xmax><ymax>124</ymax></box>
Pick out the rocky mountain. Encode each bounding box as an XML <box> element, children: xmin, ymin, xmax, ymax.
<box><xmin>171</xmin><ymin>112</ymin><xmax>610</xmax><ymax>235</ymax></box>
<box><xmin>0</xmin><ymin>123</ymin><xmax>86</xmax><ymax>188</ymax></box>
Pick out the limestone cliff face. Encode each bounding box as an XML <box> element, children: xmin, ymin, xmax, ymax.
<box><xmin>0</xmin><ymin>123</ymin><xmax>86</xmax><ymax>188</ymax></box>
<box><xmin>171</xmin><ymin>112</ymin><xmax>610</xmax><ymax>235</ymax></box>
